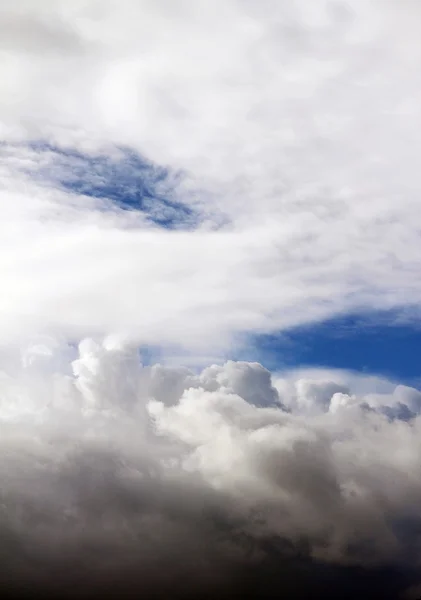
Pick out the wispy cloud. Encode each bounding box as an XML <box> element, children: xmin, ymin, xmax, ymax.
<box><xmin>1</xmin><ymin>1</ymin><xmax>421</xmax><ymax>353</ymax></box>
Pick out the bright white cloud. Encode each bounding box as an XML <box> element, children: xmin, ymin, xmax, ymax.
<box><xmin>0</xmin><ymin>1</ymin><xmax>421</xmax><ymax>352</ymax></box>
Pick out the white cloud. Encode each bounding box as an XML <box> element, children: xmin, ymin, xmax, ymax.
<box><xmin>0</xmin><ymin>1</ymin><xmax>420</xmax><ymax>352</ymax></box>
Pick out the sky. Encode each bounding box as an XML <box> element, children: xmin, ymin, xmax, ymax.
<box><xmin>1</xmin><ymin>1</ymin><xmax>421</xmax><ymax>599</ymax></box>
<box><xmin>241</xmin><ymin>312</ymin><xmax>421</xmax><ymax>384</ymax></box>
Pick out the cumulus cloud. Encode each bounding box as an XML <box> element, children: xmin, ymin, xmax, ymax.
<box><xmin>0</xmin><ymin>338</ymin><xmax>419</xmax><ymax>597</ymax></box>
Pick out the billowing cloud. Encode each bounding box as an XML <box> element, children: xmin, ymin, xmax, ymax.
<box><xmin>0</xmin><ymin>338</ymin><xmax>419</xmax><ymax>597</ymax></box>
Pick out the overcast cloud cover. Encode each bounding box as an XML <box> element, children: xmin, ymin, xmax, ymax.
<box><xmin>1</xmin><ymin>1</ymin><xmax>421</xmax><ymax>598</ymax></box>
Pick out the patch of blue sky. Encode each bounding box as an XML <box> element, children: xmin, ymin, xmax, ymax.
<box><xmin>237</xmin><ymin>310</ymin><xmax>421</xmax><ymax>387</ymax></box>
<box><xmin>24</xmin><ymin>141</ymin><xmax>200</xmax><ymax>230</ymax></box>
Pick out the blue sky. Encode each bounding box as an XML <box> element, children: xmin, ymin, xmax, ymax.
<box><xmin>244</xmin><ymin>312</ymin><xmax>421</xmax><ymax>386</ymax></box>
<box><xmin>26</xmin><ymin>141</ymin><xmax>198</xmax><ymax>229</ymax></box>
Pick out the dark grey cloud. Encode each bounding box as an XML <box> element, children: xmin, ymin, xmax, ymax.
<box><xmin>0</xmin><ymin>339</ymin><xmax>419</xmax><ymax>598</ymax></box>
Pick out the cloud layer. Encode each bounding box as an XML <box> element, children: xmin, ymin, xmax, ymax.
<box><xmin>0</xmin><ymin>338</ymin><xmax>420</xmax><ymax>597</ymax></box>
<box><xmin>1</xmin><ymin>1</ymin><xmax>421</xmax><ymax>352</ymax></box>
